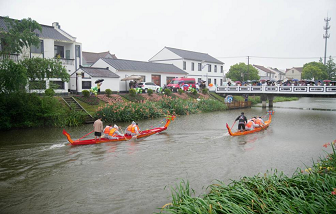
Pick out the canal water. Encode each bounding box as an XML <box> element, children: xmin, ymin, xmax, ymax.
<box><xmin>0</xmin><ymin>97</ymin><xmax>335</xmax><ymax>214</ymax></box>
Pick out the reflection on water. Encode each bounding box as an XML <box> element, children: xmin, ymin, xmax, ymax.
<box><xmin>0</xmin><ymin>97</ymin><xmax>335</xmax><ymax>213</ymax></box>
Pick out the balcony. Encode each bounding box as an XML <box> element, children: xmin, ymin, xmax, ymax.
<box><xmin>0</xmin><ymin>54</ymin><xmax>19</xmax><ymax>62</ymax></box>
<box><xmin>55</xmin><ymin>58</ymin><xmax>74</xmax><ymax>65</ymax></box>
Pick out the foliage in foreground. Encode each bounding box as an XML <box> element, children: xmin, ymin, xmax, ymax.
<box><xmin>0</xmin><ymin>93</ymin><xmax>86</xmax><ymax>129</ymax></box>
<box><xmin>158</xmin><ymin>141</ymin><xmax>336</xmax><ymax>214</ymax></box>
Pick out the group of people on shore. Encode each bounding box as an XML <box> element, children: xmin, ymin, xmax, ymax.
<box><xmin>93</xmin><ymin>118</ymin><xmax>141</xmax><ymax>140</ymax></box>
<box><xmin>235</xmin><ymin>112</ymin><xmax>265</xmax><ymax>132</ymax></box>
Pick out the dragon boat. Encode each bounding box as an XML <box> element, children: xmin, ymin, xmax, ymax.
<box><xmin>226</xmin><ymin>111</ymin><xmax>273</xmax><ymax>136</ymax></box>
<box><xmin>63</xmin><ymin>115</ymin><xmax>175</xmax><ymax>146</ymax></box>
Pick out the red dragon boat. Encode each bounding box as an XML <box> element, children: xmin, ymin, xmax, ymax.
<box><xmin>63</xmin><ymin>115</ymin><xmax>175</xmax><ymax>146</ymax></box>
<box><xmin>226</xmin><ymin>112</ymin><xmax>273</xmax><ymax>136</ymax></box>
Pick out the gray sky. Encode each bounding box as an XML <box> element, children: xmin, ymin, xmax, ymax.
<box><xmin>1</xmin><ymin>0</ymin><xmax>335</xmax><ymax>71</ymax></box>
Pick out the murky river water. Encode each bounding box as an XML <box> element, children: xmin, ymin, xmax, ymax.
<box><xmin>0</xmin><ymin>97</ymin><xmax>335</xmax><ymax>214</ymax></box>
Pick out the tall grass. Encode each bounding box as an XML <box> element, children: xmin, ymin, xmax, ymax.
<box><xmin>158</xmin><ymin>141</ymin><xmax>336</xmax><ymax>213</ymax></box>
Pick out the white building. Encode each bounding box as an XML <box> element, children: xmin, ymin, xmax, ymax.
<box><xmin>92</xmin><ymin>58</ymin><xmax>188</xmax><ymax>92</ymax></box>
<box><xmin>268</xmin><ymin>67</ymin><xmax>285</xmax><ymax>81</ymax></box>
<box><xmin>149</xmin><ymin>47</ymin><xmax>225</xmax><ymax>86</ymax></box>
<box><xmin>70</xmin><ymin>66</ymin><xmax>120</xmax><ymax>93</ymax></box>
<box><xmin>285</xmin><ymin>67</ymin><xmax>303</xmax><ymax>80</ymax></box>
<box><xmin>0</xmin><ymin>16</ymin><xmax>82</xmax><ymax>93</ymax></box>
<box><xmin>253</xmin><ymin>65</ymin><xmax>276</xmax><ymax>80</ymax></box>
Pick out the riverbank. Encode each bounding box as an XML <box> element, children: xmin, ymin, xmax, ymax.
<box><xmin>158</xmin><ymin>141</ymin><xmax>336</xmax><ymax>213</ymax></box>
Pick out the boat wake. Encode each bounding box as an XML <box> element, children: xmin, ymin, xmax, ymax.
<box><xmin>48</xmin><ymin>143</ymin><xmax>67</xmax><ymax>150</ymax></box>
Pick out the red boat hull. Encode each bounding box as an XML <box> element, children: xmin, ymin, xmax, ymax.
<box><xmin>63</xmin><ymin>116</ymin><xmax>175</xmax><ymax>146</ymax></box>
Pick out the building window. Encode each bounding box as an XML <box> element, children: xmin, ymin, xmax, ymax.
<box><xmin>220</xmin><ymin>79</ymin><xmax>223</xmax><ymax>86</ymax></box>
<box><xmin>208</xmin><ymin>78</ymin><xmax>211</xmax><ymax>85</ymax></box>
<box><xmin>31</xmin><ymin>40</ymin><xmax>43</xmax><ymax>54</ymax></box>
<box><xmin>82</xmin><ymin>81</ymin><xmax>91</xmax><ymax>89</ymax></box>
<box><xmin>183</xmin><ymin>61</ymin><xmax>186</xmax><ymax>70</ymax></box>
<box><xmin>292</xmin><ymin>70</ymin><xmax>294</xmax><ymax>74</ymax></box>
<box><xmin>151</xmin><ymin>74</ymin><xmax>161</xmax><ymax>86</ymax></box>
<box><xmin>214</xmin><ymin>65</ymin><xmax>217</xmax><ymax>73</ymax></box>
<box><xmin>191</xmin><ymin>62</ymin><xmax>194</xmax><ymax>71</ymax></box>
<box><xmin>208</xmin><ymin>65</ymin><xmax>211</xmax><ymax>72</ymax></box>
<box><xmin>54</xmin><ymin>45</ymin><xmax>64</xmax><ymax>58</ymax></box>
<box><xmin>50</xmin><ymin>81</ymin><xmax>65</xmax><ymax>89</ymax></box>
<box><xmin>198</xmin><ymin>63</ymin><xmax>201</xmax><ymax>71</ymax></box>
<box><xmin>198</xmin><ymin>78</ymin><xmax>202</xmax><ymax>83</ymax></box>
<box><xmin>220</xmin><ymin>66</ymin><xmax>223</xmax><ymax>73</ymax></box>
<box><xmin>214</xmin><ymin>79</ymin><xmax>217</xmax><ymax>85</ymax></box>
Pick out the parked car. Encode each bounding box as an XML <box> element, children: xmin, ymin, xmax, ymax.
<box><xmin>138</xmin><ymin>82</ymin><xmax>160</xmax><ymax>93</ymax></box>
<box><xmin>167</xmin><ymin>78</ymin><xmax>196</xmax><ymax>92</ymax></box>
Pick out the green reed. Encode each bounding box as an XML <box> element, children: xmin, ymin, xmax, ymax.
<box><xmin>158</xmin><ymin>142</ymin><xmax>336</xmax><ymax>213</ymax></box>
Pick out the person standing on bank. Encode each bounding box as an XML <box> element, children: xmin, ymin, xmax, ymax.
<box><xmin>93</xmin><ymin>117</ymin><xmax>103</xmax><ymax>140</ymax></box>
<box><xmin>235</xmin><ymin>112</ymin><xmax>247</xmax><ymax>131</ymax></box>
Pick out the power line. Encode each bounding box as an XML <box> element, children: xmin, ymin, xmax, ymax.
<box><xmin>216</xmin><ymin>56</ymin><xmax>336</xmax><ymax>60</ymax></box>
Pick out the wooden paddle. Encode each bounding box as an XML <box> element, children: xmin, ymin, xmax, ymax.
<box><xmin>230</xmin><ymin>121</ymin><xmax>236</xmax><ymax>130</ymax></box>
<box><xmin>78</xmin><ymin>130</ymin><xmax>94</xmax><ymax>141</ymax></box>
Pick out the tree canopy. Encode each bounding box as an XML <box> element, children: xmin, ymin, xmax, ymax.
<box><xmin>326</xmin><ymin>56</ymin><xmax>336</xmax><ymax>80</ymax></box>
<box><xmin>0</xmin><ymin>17</ymin><xmax>42</xmax><ymax>55</ymax></box>
<box><xmin>302</xmin><ymin>61</ymin><xmax>328</xmax><ymax>80</ymax></box>
<box><xmin>225</xmin><ymin>63</ymin><xmax>259</xmax><ymax>82</ymax></box>
<box><xmin>20</xmin><ymin>58</ymin><xmax>70</xmax><ymax>82</ymax></box>
<box><xmin>0</xmin><ymin>59</ymin><xmax>27</xmax><ymax>93</ymax></box>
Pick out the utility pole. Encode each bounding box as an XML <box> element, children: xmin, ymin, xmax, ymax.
<box><xmin>323</xmin><ymin>16</ymin><xmax>331</xmax><ymax>65</ymax></box>
<box><xmin>247</xmin><ymin>56</ymin><xmax>250</xmax><ymax>80</ymax></box>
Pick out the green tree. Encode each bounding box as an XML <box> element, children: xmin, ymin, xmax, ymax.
<box><xmin>326</xmin><ymin>56</ymin><xmax>336</xmax><ymax>80</ymax></box>
<box><xmin>0</xmin><ymin>59</ymin><xmax>27</xmax><ymax>93</ymax></box>
<box><xmin>226</xmin><ymin>63</ymin><xmax>259</xmax><ymax>82</ymax></box>
<box><xmin>302</xmin><ymin>61</ymin><xmax>328</xmax><ymax>80</ymax></box>
<box><xmin>0</xmin><ymin>17</ymin><xmax>42</xmax><ymax>56</ymax></box>
<box><xmin>20</xmin><ymin>58</ymin><xmax>70</xmax><ymax>82</ymax></box>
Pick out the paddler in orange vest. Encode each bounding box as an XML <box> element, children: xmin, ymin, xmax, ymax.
<box><xmin>107</xmin><ymin>125</ymin><xmax>124</xmax><ymax>139</ymax></box>
<box><xmin>245</xmin><ymin>118</ymin><xmax>255</xmax><ymax>131</ymax></box>
<box><xmin>253</xmin><ymin>117</ymin><xmax>264</xmax><ymax>128</ymax></box>
<box><xmin>125</xmin><ymin>121</ymin><xmax>140</xmax><ymax>136</ymax></box>
<box><xmin>103</xmin><ymin>124</ymin><xmax>112</xmax><ymax>138</ymax></box>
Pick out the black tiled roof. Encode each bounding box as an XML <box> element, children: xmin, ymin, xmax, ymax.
<box><xmin>165</xmin><ymin>47</ymin><xmax>224</xmax><ymax>64</ymax></box>
<box><xmin>101</xmin><ymin>58</ymin><xmax>188</xmax><ymax>75</ymax></box>
<box><xmin>80</xmin><ymin>67</ymin><xmax>120</xmax><ymax>78</ymax></box>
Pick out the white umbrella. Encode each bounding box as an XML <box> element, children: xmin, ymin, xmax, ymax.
<box><xmin>120</xmin><ymin>75</ymin><xmax>143</xmax><ymax>81</ymax></box>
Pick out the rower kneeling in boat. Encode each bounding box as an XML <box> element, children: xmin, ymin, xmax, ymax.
<box><xmin>254</xmin><ymin>116</ymin><xmax>265</xmax><ymax>128</ymax></box>
<box><xmin>245</xmin><ymin>119</ymin><xmax>255</xmax><ymax>131</ymax></box>
<box><xmin>108</xmin><ymin>125</ymin><xmax>124</xmax><ymax>139</ymax></box>
<box><xmin>125</xmin><ymin>121</ymin><xmax>140</xmax><ymax>136</ymax></box>
<box><xmin>103</xmin><ymin>124</ymin><xmax>112</xmax><ymax>138</ymax></box>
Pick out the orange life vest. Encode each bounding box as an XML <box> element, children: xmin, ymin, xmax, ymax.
<box><xmin>127</xmin><ymin>124</ymin><xmax>139</xmax><ymax>133</ymax></box>
<box><xmin>246</xmin><ymin>121</ymin><xmax>253</xmax><ymax>128</ymax></box>
<box><xmin>108</xmin><ymin>128</ymin><xmax>117</xmax><ymax>136</ymax></box>
<box><xmin>103</xmin><ymin>126</ymin><xmax>110</xmax><ymax>134</ymax></box>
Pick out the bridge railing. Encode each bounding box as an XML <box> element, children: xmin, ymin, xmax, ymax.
<box><xmin>216</xmin><ymin>85</ymin><xmax>336</xmax><ymax>95</ymax></box>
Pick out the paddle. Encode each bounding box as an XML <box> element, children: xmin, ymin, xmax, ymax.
<box><xmin>78</xmin><ymin>130</ymin><xmax>94</xmax><ymax>141</ymax></box>
<box><xmin>230</xmin><ymin>121</ymin><xmax>236</xmax><ymax>130</ymax></box>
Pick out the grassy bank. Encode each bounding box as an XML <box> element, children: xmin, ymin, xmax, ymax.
<box><xmin>157</xmin><ymin>141</ymin><xmax>336</xmax><ymax>213</ymax></box>
<box><xmin>233</xmin><ymin>96</ymin><xmax>299</xmax><ymax>105</ymax></box>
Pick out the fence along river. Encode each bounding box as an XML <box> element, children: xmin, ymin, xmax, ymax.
<box><xmin>0</xmin><ymin>97</ymin><xmax>335</xmax><ymax>213</ymax></box>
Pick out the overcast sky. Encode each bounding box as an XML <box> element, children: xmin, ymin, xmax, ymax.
<box><xmin>1</xmin><ymin>0</ymin><xmax>335</xmax><ymax>71</ymax></box>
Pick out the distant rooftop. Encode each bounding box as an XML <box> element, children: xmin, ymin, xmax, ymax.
<box><xmin>79</xmin><ymin>67</ymin><xmax>120</xmax><ymax>78</ymax></box>
<box><xmin>0</xmin><ymin>16</ymin><xmax>73</xmax><ymax>42</ymax></box>
<box><xmin>101</xmin><ymin>58</ymin><xmax>188</xmax><ymax>74</ymax></box>
<box><xmin>164</xmin><ymin>47</ymin><xmax>224</xmax><ymax>64</ymax></box>
<box><xmin>82</xmin><ymin>51</ymin><xmax>117</xmax><ymax>66</ymax></box>
<box><xmin>253</xmin><ymin>64</ymin><xmax>275</xmax><ymax>73</ymax></box>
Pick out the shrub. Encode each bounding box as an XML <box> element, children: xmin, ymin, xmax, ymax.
<box><xmin>105</xmin><ymin>89</ymin><xmax>112</xmax><ymax>97</ymax></box>
<box><xmin>45</xmin><ymin>88</ymin><xmax>55</xmax><ymax>97</ymax></box>
<box><xmin>164</xmin><ymin>88</ymin><xmax>172</xmax><ymax>96</ymax></box>
<box><xmin>129</xmin><ymin>88</ymin><xmax>136</xmax><ymax>97</ymax></box>
<box><xmin>147</xmin><ymin>89</ymin><xmax>153</xmax><ymax>96</ymax></box>
<box><xmin>82</xmin><ymin>90</ymin><xmax>90</xmax><ymax>97</ymax></box>
<box><xmin>197</xmin><ymin>99</ymin><xmax>228</xmax><ymax>112</ymax></box>
<box><xmin>202</xmin><ymin>88</ymin><xmax>209</xmax><ymax>95</ymax></box>
<box><xmin>178</xmin><ymin>89</ymin><xmax>184</xmax><ymax>95</ymax></box>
